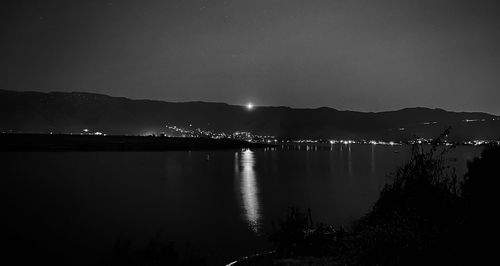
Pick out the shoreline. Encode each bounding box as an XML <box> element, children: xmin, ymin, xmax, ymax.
<box><xmin>0</xmin><ymin>133</ymin><xmax>271</xmax><ymax>151</ymax></box>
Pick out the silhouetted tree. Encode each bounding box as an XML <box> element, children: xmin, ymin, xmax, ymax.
<box><xmin>263</xmin><ymin>133</ymin><xmax>498</xmax><ymax>265</ymax></box>
<box><xmin>269</xmin><ymin>207</ymin><xmax>340</xmax><ymax>258</ymax></box>
<box><xmin>460</xmin><ymin>145</ymin><xmax>500</xmax><ymax>265</ymax></box>
<box><xmin>351</xmin><ymin>130</ymin><xmax>465</xmax><ymax>265</ymax></box>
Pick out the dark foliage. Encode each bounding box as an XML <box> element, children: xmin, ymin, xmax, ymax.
<box><xmin>113</xmin><ymin>234</ymin><xmax>206</xmax><ymax>266</ymax></box>
<box><xmin>267</xmin><ymin>130</ymin><xmax>499</xmax><ymax>265</ymax></box>
<box><xmin>460</xmin><ymin>144</ymin><xmax>500</xmax><ymax>264</ymax></box>
<box><xmin>462</xmin><ymin>144</ymin><xmax>500</xmax><ymax>209</ymax></box>
<box><xmin>269</xmin><ymin>207</ymin><xmax>345</xmax><ymax>258</ymax></box>
<box><xmin>351</xmin><ymin>130</ymin><xmax>464</xmax><ymax>265</ymax></box>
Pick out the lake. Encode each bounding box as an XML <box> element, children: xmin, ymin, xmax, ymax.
<box><xmin>0</xmin><ymin>144</ymin><xmax>481</xmax><ymax>265</ymax></box>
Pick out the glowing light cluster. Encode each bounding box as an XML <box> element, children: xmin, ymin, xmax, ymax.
<box><xmin>163</xmin><ymin>124</ymin><xmax>276</xmax><ymax>142</ymax></box>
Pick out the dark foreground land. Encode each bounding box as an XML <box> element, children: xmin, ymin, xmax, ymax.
<box><xmin>0</xmin><ymin>133</ymin><xmax>270</xmax><ymax>151</ymax></box>
<box><xmin>233</xmin><ymin>138</ymin><xmax>499</xmax><ymax>265</ymax></box>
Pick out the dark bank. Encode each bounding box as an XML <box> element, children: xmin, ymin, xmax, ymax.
<box><xmin>0</xmin><ymin>133</ymin><xmax>270</xmax><ymax>151</ymax></box>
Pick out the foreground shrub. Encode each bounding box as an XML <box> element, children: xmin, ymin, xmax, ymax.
<box><xmin>351</xmin><ymin>130</ymin><xmax>464</xmax><ymax>265</ymax></box>
<box><xmin>269</xmin><ymin>207</ymin><xmax>345</xmax><ymax>258</ymax></box>
<box><xmin>266</xmin><ymin>131</ymin><xmax>499</xmax><ymax>265</ymax></box>
<box><xmin>459</xmin><ymin>144</ymin><xmax>500</xmax><ymax>264</ymax></box>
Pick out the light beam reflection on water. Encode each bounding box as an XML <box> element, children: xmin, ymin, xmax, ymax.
<box><xmin>237</xmin><ymin>149</ymin><xmax>261</xmax><ymax>233</ymax></box>
<box><xmin>371</xmin><ymin>144</ymin><xmax>376</xmax><ymax>176</ymax></box>
<box><xmin>348</xmin><ymin>143</ymin><xmax>353</xmax><ymax>176</ymax></box>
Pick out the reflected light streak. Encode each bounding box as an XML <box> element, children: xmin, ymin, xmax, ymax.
<box><xmin>234</xmin><ymin>152</ymin><xmax>239</xmax><ymax>173</ymax></box>
<box><xmin>348</xmin><ymin>144</ymin><xmax>353</xmax><ymax>176</ymax></box>
<box><xmin>239</xmin><ymin>149</ymin><xmax>261</xmax><ymax>232</ymax></box>
<box><xmin>371</xmin><ymin>144</ymin><xmax>376</xmax><ymax>176</ymax></box>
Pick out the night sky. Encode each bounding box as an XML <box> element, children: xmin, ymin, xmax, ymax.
<box><xmin>2</xmin><ymin>0</ymin><xmax>500</xmax><ymax>114</ymax></box>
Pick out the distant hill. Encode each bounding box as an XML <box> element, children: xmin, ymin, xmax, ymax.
<box><xmin>1</xmin><ymin>89</ymin><xmax>499</xmax><ymax>141</ymax></box>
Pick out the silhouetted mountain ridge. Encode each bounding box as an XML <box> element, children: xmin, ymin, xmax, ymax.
<box><xmin>1</xmin><ymin>89</ymin><xmax>498</xmax><ymax>141</ymax></box>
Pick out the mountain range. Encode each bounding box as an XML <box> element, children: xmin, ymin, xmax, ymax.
<box><xmin>1</xmin><ymin>89</ymin><xmax>499</xmax><ymax>141</ymax></box>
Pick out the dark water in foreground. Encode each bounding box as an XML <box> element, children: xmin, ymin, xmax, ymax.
<box><xmin>0</xmin><ymin>144</ymin><xmax>481</xmax><ymax>265</ymax></box>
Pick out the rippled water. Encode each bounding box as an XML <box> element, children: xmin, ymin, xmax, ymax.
<box><xmin>0</xmin><ymin>144</ymin><xmax>481</xmax><ymax>265</ymax></box>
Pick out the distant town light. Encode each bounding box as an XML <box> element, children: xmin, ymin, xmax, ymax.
<box><xmin>246</xmin><ymin>103</ymin><xmax>254</xmax><ymax>110</ymax></box>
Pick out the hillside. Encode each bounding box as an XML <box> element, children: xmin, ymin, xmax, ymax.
<box><xmin>1</xmin><ymin>89</ymin><xmax>498</xmax><ymax>141</ymax></box>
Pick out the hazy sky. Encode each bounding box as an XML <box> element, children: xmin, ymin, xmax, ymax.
<box><xmin>2</xmin><ymin>0</ymin><xmax>500</xmax><ymax>114</ymax></box>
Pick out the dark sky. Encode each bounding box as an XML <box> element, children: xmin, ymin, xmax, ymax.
<box><xmin>2</xmin><ymin>0</ymin><xmax>500</xmax><ymax>114</ymax></box>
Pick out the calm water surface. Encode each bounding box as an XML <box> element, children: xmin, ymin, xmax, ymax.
<box><xmin>0</xmin><ymin>144</ymin><xmax>481</xmax><ymax>265</ymax></box>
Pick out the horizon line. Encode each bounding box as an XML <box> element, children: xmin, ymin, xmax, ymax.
<box><xmin>1</xmin><ymin>88</ymin><xmax>498</xmax><ymax>116</ymax></box>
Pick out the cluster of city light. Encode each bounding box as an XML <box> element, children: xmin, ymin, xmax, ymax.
<box><xmin>329</xmin><ymin>140</ymin><xmax>356</xmax><ymax>145</ymax></box>
<box><xmin>164</xmin><ymin>125</ymin><xmax>194</xmax><ymax>137</ymax></box>
<box><xmin>421</xmin><ymin>118</ymin><xmax>500</xmax><ymax>124</ymax></box>
<box><xmin>368</xmin><ymin>140</ymin><xmax>401</xmax><ymax>146</ymax></box>
<box><xmin>233</xmin><ymin>131</ymin><xmax>275</xmax><ymax>142</ymax></box>
<box><xmin>463</xmin><ymin>140</ymin><xmax>500</xmax><ymax>146</ymax></box>
<box><xmin>286</xmin><ymin>138</ymin><xmax>500</xmax><ymax>147</ymax></box>
<box><xmin>163</xmin><ymin>124</ymin><xmax>276</xmax><ymax>143</ymax></box>
<box><xmin>292</xmin><ymin>139</ymin><xmax>320</xmax><ymax>144</ymax></box>
<box><xmin>328</xmin><ymin>139</ymin><xmax>402</xmax><ymax>146</ymax></box>
<box><xmin>285</xmin><ymin>139</ymin><xmax>404</xmax><ymax>146</ymax></box>
<box><xmin>463</xmin><ymin>118</ymin><xmax>487</xmax><ymax>122</ymax></box>
<box><xmin>164</xmin><ymin>125</ymin><xmax>228</xmax><ymax>138</ymax></box>
<box><xmin>80</xmin><ymin>128</ymin><xmax>105</xmax><ymax>136</ymax></box>
<box><xmin>408</xmin><ymin>138</ymin><xmax>433</xmax><ymax>145</ymax></box>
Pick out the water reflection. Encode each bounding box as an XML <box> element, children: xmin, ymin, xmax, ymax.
<box><xmin>371</xmin><ymin>144</ymin><xmax>376</xmax><ymax>176</ymax></box>
<box><xmin>237</xmin><ymin>149</ymin><xmax>261</xmax><ymax>232</ymax></box>
<box><xmin>348</xmin><ymin>144</ymin><xmax>353</xmax><ymax>176</ymax></box>
<box><xmin>234</xmin><ymin>152</ymin><xmax>239</xmax><ymax>173</ymax></box>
